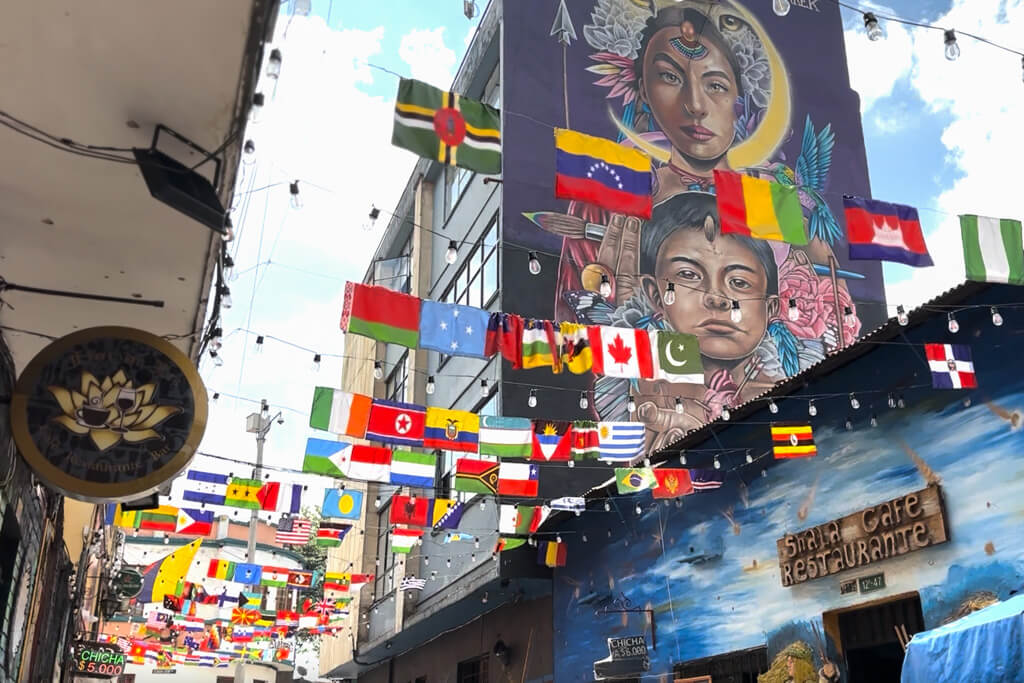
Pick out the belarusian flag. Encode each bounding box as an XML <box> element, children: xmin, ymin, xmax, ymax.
<box><xmin>341</xmin><ymin>281</ymin><xmax>422</xmax><ymax>348</ymax></box>
<box><xmin>392</xmin><ymin>78</ymin><xmax>501</xmax><ymax>174</ymax></box>
<box><xmin>309</xmin><ymin>387</ymin><xmax>372</xmax><ymax>437</ymax></box>
<box><xmin>960</xmin><ymin>215</ymin><xmax>1024</xmax><ymax>285</ymax></box>
<box><xmin>390</xmin><ymin>527</ymin><xmax>423</xmax><ymax>554</ymax></box>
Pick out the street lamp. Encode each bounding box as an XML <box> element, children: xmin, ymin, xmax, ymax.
<box><xmin>244</xmin><ymin>400</ymin><xmax>283</xmax><ymax>565</ymax></box>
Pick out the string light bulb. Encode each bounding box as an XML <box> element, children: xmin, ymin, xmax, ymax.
<box><xmin>643</xmin><ymin>456</ymin><xmax>651</xmax><ymax>467</ymax></box>
<box><xmin>210</xmin><ymin>350</ymin><xmax>224</xmax><ymax>367</ymax></box>
<box><xmin>870</xmin><ymin>414</ymin><xmax>879</xmax><ymax>428</ymax></box>
<box><xmin>212</xmin><ymin>392</ymin><xmax>220</xmax><ymax>402</ymax></box>
<box><xmin>604</xmin><ymin>500</ymin><xmax>611</xmax><ymax>512</ymax></box>
<box><xmin>730</xmin><ymin>300</ymin><xmax>742</xmax><ymax>323</ymax></box>
<box><xmin>772</xmin><ymin>0</ymin><xmax>791</xmax><ymax>16</ymax></box>
<box><xmin>721</xmin><ymin>406</ymin><xmax>731</xmax><ymax>421</ymax></box>
<box><xmin>312</xmin><ymin>353</ymin><xmax>321</xmax><ymax>371</ymax></box>
<box><xmin>373</xmin><ymin>361</ymin><xmax>384</xmax><ymax>380</ymax></box>
<box><xmin>220</xmin><ymin>285</ymin><xmax>232</xmax><ymax>309</ymax></box>
<box><xmin>424</xmin><ymin>556</ymin><xmax>429</xmax><ymax>566</ymax></box>
<box><xmin>555</xmin><ymin>534</ymin><xmax>562</xmax><ymax>543</ymax></box>
<box><xmin>888</xmin><ymin>393</ymin><xmax>896</xmax><ymax>409</ymax></box>
<box><xmin>787</xmin><ymin>298</ymin><xmax>799</xmax><ymax>322</ymax></box>
<box><xmin>635</xmin><ymin>503</ymin><xmax>642</xmax><ymax>515</ymax></box>
<box><xmin>255</xmin><ymin>335</ymin><xmax>264</xmax><ymax>352</ymax></box>
<box><xmin>528</xmin><ymin>251</ymin><xmax>541</xmax><ymax>275</ymax></box>
<box><xmin>627</xmin><ymin>394</ymin><xmax>636</xmax><ymax>413</ymax></box>
<box><xmin>599</xmin><ymin>274</ymin><xmax>612</xmax><ymax>298</ymax></box>
<box><xmin>761</xmin><ymin>469</ymin><xmax>768</xmax><ymax>478</ymax></box>
<box><xmin>250</xmin><ymin>92</ymin><xmax>265</xmax><ymax>121</ymax></box>
<box><xmin>844</xmin><ymin>305</ymin><xmax>856</xmax><ymax>327</ymax></box>
<box><xmin>808</xmin><ymin>400</ymin><xmax>817</xmax><ymax>417</ymax></box>
<box><xmin>289</xmin><ymin>181</ymin><xmax>302</xmax><ymax>210</ymax></box>
<box><xmin>849</xmin><ymin>393</ymin><xmax>860</xmax><ymax>410</ymax></box>
<box><xmin>426</xmin><ymin>375</ymin><xmax>436</xmax><ymax>394</ymax></box>
<box><xmin>674</xmin><ymin>396</ymin><xmax>684</xmax><ymax>414</ymax></box>
<box><xmin>210</xmin><ymin>327</ymin><xmax>224</xmax><ymax>351</ymax></box>
<box><xmin>445</xmin><ymin>240</ymin><xmax>458</xmax><ymax>265</ymax></box>
<box><xmin>582</xmin><ymin>533</ymin><xmax>588</xmax><ymax>543</ymax></box>
<box><xmin>364</xmin><ymin>206</ymin><xmax>380</xmax><ymax>231</ymax></box>
<box><xmin>579</xmin><ymin>392</ymin><xmax>589</xmax><ymax>410</ymax></box>
<box><xmin>480</xmin><ymin>379</ymin><xmax>489</xmax><ymax>397</ymax></box>
<box><xmin>223</xmin><ymin>255</ymin><xmax>235</xmax><ymax>281</ymax></box>
<box><xmin>863</xmin><ymin>12</ymin><xmax>883</xmax><ymax>41</ymax></box>
<box><xmin>528</xmin><ymin>389</ymin><xmax>537</xmax><ymax>408</ymax></box>
<box><xmin>664</xmin><ymin>282</ymin><xmax>676</xmax><ymax>305</ymax></box>
<box><xmin>897</xmin><ymin>305</ymin><xmax>909</xmax><ymax>326</ymax></box>
<box><xmin>845</xmin><ymin>418</ymin><xmax>853</xmax><ymax>431</ymax></box>
<box><xmin>266</xmin><ymin>48</ymin><xmax>283</xmax><ymax>78</ymax></box>
<box><xmin>745</xmin><ymin>451</ymin><xmax>753</xmax><ymax>464</ymax></box>
<box><xmin>991</xmin><ymin>306</ymin><xmax>1004</xmax><ymax>327</ymax></box>
<box><xmin>243</xmin><ymin>139</ymin><xmax>256</xmax><ymax>158</ymax></box>
<box><xmin>713</xmin><ymin>455</ymin><xmax>721</xmax><ymax>469</ymax></box>
<box><xmin>944</xmin><ymin>29</ymin><xmax>960</xmax><ymax>61</ymax></box>
<box><xmin>947</xmin><ymin>312</ymin><xmax>960</xmax><ymax>334</ymax></box>
<box><xmin>897</xmin><ymin>395</ymin><xmax>906</xmax><ymax>409</ymax></box>
<box><xmin>768</xmin><ymin>399</ymin><xmax>778</xmax><ymax>414</ymax></box>
<box><xmin>446</xmin><ymin>557</ymin><xmax>451</xmax><ymax>568</ymax></box>
<box><xmin>679</xmin><ymin>452</ymin><xmax>686</xmax><ymax>465</ymax></box>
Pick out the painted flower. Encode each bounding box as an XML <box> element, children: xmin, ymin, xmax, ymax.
<box><xmin>48</xmin><ymin>369</ymin><xmax>181</xmax><ymax>451</ymax></box>
<box><xmin>586</xmin><ymin>52</ymin><xmax>638</xmax><ymax>105</ymax></box>
<box><xmin>778</xmin><ymin>260</ymin><xmax>828</xmax><ymax>340</ymax></box>
<box><xmin>819</xmin><ymin>276</ymin><xmax>862</xmax><ymax>344</ymax></box>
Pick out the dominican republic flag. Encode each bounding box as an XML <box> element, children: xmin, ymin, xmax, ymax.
<box><xmin>925</xmin><ymin>344</ymin><xmax>977</xmax><ymax>389</ymax></box>
<box><xmin>843</xmin><ymin>196</ymin><xmax>933</xmax><ymax>267</ymax></box>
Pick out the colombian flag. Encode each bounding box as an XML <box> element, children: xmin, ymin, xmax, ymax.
<box><xmin>554</xmin><ymin>128</ymin><xmax>652</xmax><ymax>218</ymax></box>
<box><xmin>771</xmin><ymin>423</ymin><xmax>817</xmax><ymax>458</ymax></box>
<box><xmin>714</xmin><ymin>169</ymin><xmax>807</xmax><ymax>245</ymax></box>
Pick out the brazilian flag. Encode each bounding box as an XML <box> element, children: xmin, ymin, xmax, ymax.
<box><xmin>392</xmin><ymin>78</ymin><xmax>501</xmax><ymax>174</ymax></box>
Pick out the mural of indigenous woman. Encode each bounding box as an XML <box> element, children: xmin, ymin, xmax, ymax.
<box><xmin>519</xmin><ymin>0</ymin><xmax>867</xmax><ymax>449</ymax></box>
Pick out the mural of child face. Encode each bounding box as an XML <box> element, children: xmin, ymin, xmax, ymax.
<box><xmin>648</xmin><ymin>227</ymin><xmax>774</xmax><ymax>361</ymax></box>
<box><xmin>641</xmin><ymin>23</ymin><xmax>739</xmax><ymax>166</ymax></box>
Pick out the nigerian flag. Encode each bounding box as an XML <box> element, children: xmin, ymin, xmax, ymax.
<box><xmin>392</xmin><ymin>78</ymin><xmax>501</xmax><ymax>174</ymax></box>
<box><xmin>960</xmin><ymin>215</ymin><xmax>1024</xmax><ymax>285</ymax></box>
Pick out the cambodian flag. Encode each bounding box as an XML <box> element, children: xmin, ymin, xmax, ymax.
<box><xmin>843</xmin><ymin>196</ymin><xmax>933</xmax><ymax>267</ymax></box>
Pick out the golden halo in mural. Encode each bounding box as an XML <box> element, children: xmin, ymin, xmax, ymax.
<box><xmin>10</xmin><ymin>326</ymin><xmax>207</xmax><ymax>502</ymax></box>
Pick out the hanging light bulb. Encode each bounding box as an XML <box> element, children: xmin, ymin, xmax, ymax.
<box><xmin>479</xmin><ymin>498</ymin><xmax>486</xmax><ymax>511</ymax></box>
<box><xmin>808</xmin><ymin>400</ymin><xmax>817</xmax><ymax>417</ymax></box>
<box><xmin>787</xmin><ymin>298</ymin><xmax>799</xmax><ymax>322</ymax></box>
<box><xmin>220</xmin><ymin>285</ymin><xmax>232</xmax><ymax>309</ymax></box>
<box><xmin>579</xmin><ymin>392</ymin><xmax>589</xmax><ymax>410</ymax></box>
<box><xmin>713</xmin><ymin>455</ymin><xmax>721</xmax><ymax>470</ymax></box>
<box><xmin>897</xmin><ymin>395</ymin><xmax>906</xmax><ymax>409</ymax></box>
<box><xmin>772</xmin><ymin>0</ymin><xmax>791</xmax><ymax>16</ymax></box>
<box><xmin>223</xmin><ymin>254</ymin><xmax>235</xmax><ymax>281</ymax></box>
<box><xmin>210</xmin><ymin>327</ymin><xmax>223</xmax><ymax>351</ymax></box>
<box><xmin>768</xmin><ymin>399</ymin><xmax>778</xmax><ymax>414</ymax></box>
<box><xmin>745</xmin><ymin>451</ymin><xmax>753</xmax><ymax>464</ymax></box>
<box><xmin>528</xmin><ymin>251</ymin><xmax>541</xmax><ymax>275</ymax></box>
<box><xmin>210</xmin><ymin>350</ymin><xmax>224</xmax><ymax>367</ymax></box>
<box><xmin>373</xmin><ymin>361</ymin><xmax>384</xmax><ymax>380</ymax></box>
<box><xmin>289</xmin><ymin>181</ymin><xmax>302</xmax><ymax>210</ymax></box>
<box><xmin>604</xmin><ymin>500</ymin><xmax>611</xmax><ymax>512</ymax></box>
<box><xmin>663</xmin><ymin>282</ymin><xmax>676</xmax><ymax>306</ymax></box>
<box><xmin>471</xmin><ymin>553</ymin><xmax>476</xmax><ymax>563</ymax></box>
<box><xmin>445</xmin><ymin>240</ymin><xmax>458</xmax><ymax>265</ymax></box>
<box><xmin>643</xmin><ymin>456</ymin><xmax>651</xmax><ymax>467</ymax></box>
<box><xmin>480</xmin><ymin>379</ymin><xmax>489</xmax><ymax>397</ymax></box>
<box><xmin>635</xmin><ymin>504</ymin><xmax>642</xmax><ymax>515</ymax></box>
<box><xmin>863</xmin><ymin>12</ymin><xmax>883</xmax><ymax>41</ymax></box>
<box><xmin>888</xmin><ymin>393</ymin><xmax>896</xmax><ymax>409</ymax></box>
<box><xmin>312</xmin><ymin>353</ymin><xmax>321</xmax><ymax>371</ymax></box>
<box><xmin>599</xmin><ymin>274</ymin><xmax>612</xmax><ymax>298</ymax></box>
<box><xmin>844</xmin><ymin>305</ymin><xmax>856</xmax><ymax>327</ymax></box>
<box><xmin>730</xmin><ymin>300</ymin><xmax>742</xmax><ymax>323</ymax></box>
<box><xmin>243</xmin><ymin>139</ymin><xmax>256</xmax><ymax>160</ymax></box>
<box><xmin>555</xmin><ymin>534</ymin><xmax>562</xmax><ymax>544</ymax></box>
<box><xmin>426</xmin><ymin>376</ymin><xmax>436</xmax><ymax>395</ymax></box>
<box><xmin>582</xmin><ymin>533</ymin><xmax>588</xmax><ymax>543</ymax></box>
<box><xmin>679</xmin><ymin>452</ymin><xmax>686</xmax><ymax>465</ymax></box>
<box><xmin>255</xmin><ymin>335</ymin><xmax>264</xmax><ymax>353</ymax></box>
<box><xmin>761</xmin><ymin>469</ymin><xmax>768</xmax><ymax>478</ymax></box>
<box><xmin>849</xmin><ymin>393</ymin><xmax>860</xmax><ymax>410</ymax></box>
<box><xmin>870</xmin><ymin>414</ymin><xmax>879</xmax><ymax>428</ymax></box>
<box><xmin>528</xmin><ymin>389</ymin><xmax>538</xmax><ymax>408</ymax></box>
<box><xmin>721</xmin><ymin>406</ymin><xmax>731</xmax><ymax>421</ymax></box>
<box><xmin>446</xmin><ymin>557</ymin><xmax>451</xmax><ymax>568</ymax></box>
<box><xmin>947</xmin><ymin>312</ymin><xmax>960</xmax><ymax>334</ymax></box>
<box><xmin>897</xmin><ymin>305</ymin><xmax>909</xmax><ymax>326</ymax></box>
<box><xmin>944</xmin><ymin>29</ymin><xmax>960</xmax><ymax>61</ymax></box>
<box><xmin>250</xmin><ymin>92</ymin><xmax>265</xmax><ymax>121</ymax></box>
<box><xmin>627</xmin><ymin>394</ymin><xmax>636</xmax><ymax>413</ymax></box>
<box><xmin>674</xmin><ymin>397</ymin><xmax>684</xmax><ymax>415</ymax></box>
<box><xmin>212</xmin><ymin>392</ymin><xmax>220</xmax><ymax>402</ymax></box>
<box><xmin>267</xmin><ymin>48</ymin><xmax>283</xmax><ymax>78</ymax></box>
<box><xmin>364</xmin><ymin>206</ymin><xmax>380</xmax><ymax>231</ymax></box>
<box><xmin>845</xmin><ymin>418</ymin><xmax>853</xmax><ymax>431</ymax></box>
<box><xmin>991</xmin><ymin>306</ymin><xmax>1004</xmax><ymax>327</ymax></box>
<box><xmin>481</xmin><ymin>591</ymin><xmax>487</xmax><ymax>603</ymax></box>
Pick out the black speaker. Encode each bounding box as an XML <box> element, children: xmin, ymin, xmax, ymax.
<box><xmin>133</xmin><ymin>146</ymin><xmax>226</xmax><ymax>234</ymax></box>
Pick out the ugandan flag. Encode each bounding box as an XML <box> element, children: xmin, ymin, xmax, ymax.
<box><xmin>771</xmin><ymin>423</ymin><xmax>817</xmax><ymax>458</ymax></box>
<box><xmin>392</xmin><ymin>78</ymin><xmax>501</xmax><ymax>174</ymax></box>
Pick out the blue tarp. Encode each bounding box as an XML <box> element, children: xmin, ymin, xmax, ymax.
<box><xmin>902</xmin><ymin>594</ymin><xmax>1024</xmax><ymax>683</ymax></box>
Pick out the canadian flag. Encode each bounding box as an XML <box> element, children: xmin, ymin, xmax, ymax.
<box><xmin>588</xmin><ymin>326</ymin><xmax>655</xmax><ymax>379</ymax></box>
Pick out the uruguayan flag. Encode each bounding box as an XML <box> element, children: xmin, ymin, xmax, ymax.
<box><xmin>597</xmin><ymin>422</ymin><xmax>646</xmax><ymax>461</ymax></box>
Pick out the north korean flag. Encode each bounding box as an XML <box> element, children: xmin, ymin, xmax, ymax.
<box><xmin>365</xmin><ymin>399</ymin><xmax>425</xmax><ymax>448</ymax></box>
<box><xmin>843</xmin><ymin>196</ymin><xmax>933</xmax><ymax>267</ymax></box>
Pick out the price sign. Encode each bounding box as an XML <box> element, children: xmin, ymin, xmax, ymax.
<box><xmin>608</xmin><ymin>635</ymin><xmax>649</xmax><ymax>660</ymax></box>
<box><xmin>71</xmin><ymin>641</ymin><xmax>125</xmax><ymax>679</ymax></box>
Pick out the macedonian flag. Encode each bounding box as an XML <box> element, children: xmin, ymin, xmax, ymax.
<box><xmin>771</xmin><ymin>422</ymin><xmax>817</xmax><ymax>458</ymax></box>
<box><xmin>392</xmin><ymin>78</ymin><xmax>501</xmax><ymax>174</ymax></box>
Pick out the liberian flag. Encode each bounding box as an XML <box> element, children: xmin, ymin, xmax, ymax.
<box><xmin>844</xmin><ymin>196</ymin><xmax>933</xmax><ymax>267</ymax></box>
<box><xmin>925</xmin><ymin>343</ymin><xmax>977</xmax><ymax>389</ymax></box>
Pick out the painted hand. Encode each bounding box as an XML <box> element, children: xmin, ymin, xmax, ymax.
<box><xmin>593</xmin><ymin>213</ymin><xmax>644</xmax><ymax>304</ymax></box>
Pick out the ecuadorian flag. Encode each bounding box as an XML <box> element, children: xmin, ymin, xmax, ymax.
<box><xmin>554</xmin><ymin>128</ymin><xmax>652</xmax><ymax>219</ymax></box>
<box><xmin>423</xmin><ymin>407</ymin><xmax>479</xmax><ymax>453</ymax></box>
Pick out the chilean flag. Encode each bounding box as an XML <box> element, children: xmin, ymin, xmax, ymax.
<box><xmin>843</xmin><ymin>196</ymin><xmax>933</xmax><ymax>267</ymax></box>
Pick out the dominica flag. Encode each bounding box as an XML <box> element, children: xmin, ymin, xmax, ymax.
<box><xmin>771</xmin><ymin>422</ymin><xmax>817</xmax><ymax>458</ymax></box>
<box><xmin>392</xmin><ymin>78</ymin><xmax>501</xmax><ymax>174</ymax></box>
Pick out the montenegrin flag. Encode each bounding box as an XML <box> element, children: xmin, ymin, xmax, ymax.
<box><xmin>392</xmin><ymin>78</ymin><xmax>501</xmax><ymax>174</ymax></box>
<box><xmin>714</xmin><ymin>169</ymin><xmax>807</xmax><ymax>245</ymax></box>
<box><xmin>554</xmin><ymin>128</ymin><xmax>652</xmax><ymax>219</ymax></box>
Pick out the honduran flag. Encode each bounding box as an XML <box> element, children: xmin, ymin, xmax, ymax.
<box><xmin>843</xmin><ymin>196</ymin><xmax>933</xmax><ymax>267</ymax></box>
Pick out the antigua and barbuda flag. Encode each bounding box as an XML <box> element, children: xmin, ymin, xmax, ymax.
<box><xmin>925</xmin><ymin>344</ymin><xmax>977</xmax><ymax>389</ymax></box>
<box><xmin>844</xmin><ymin>196</ymin><xmax>933</xmax><ymax>267</ymax></box>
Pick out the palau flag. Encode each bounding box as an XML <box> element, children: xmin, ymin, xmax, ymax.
<box><xmin>714</xmin><ymin>169</ymin><xmax>807</xmax><ymax>245</ymax></box>
<box><xmin>554</xmin><ymin>128</ymin><xmax>652</xmax><ymax>219</ymax></box>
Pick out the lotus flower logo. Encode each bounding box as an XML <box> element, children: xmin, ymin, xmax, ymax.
<box><xmin>48</xmin><ymin>369</ymin><xmax>181</xmax><ymax>451</ymax></box>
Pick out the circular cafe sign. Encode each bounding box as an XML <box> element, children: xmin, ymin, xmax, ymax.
<box><xmin>112</xmin><ymin>568</ymin><xmax>145</xmax><ymax>599</ymax></box>
<box><xmin>10</xmin><ymin>327</ymin><xmax>207</xmax><ymax>502</ymax></box>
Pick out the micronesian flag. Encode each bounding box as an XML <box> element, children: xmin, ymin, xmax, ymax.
<box><xmin>844</xmin><ymin>196</ymin><xmax>933</xmax><ymax>267</ymax></box>
<box><xmin>418</xmin><ymin>301</ymin><xmax>490</xmax><ymax>358</ymax></box>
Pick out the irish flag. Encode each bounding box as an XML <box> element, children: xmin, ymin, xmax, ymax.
<box><xmin>960</xmin><ymin>215</ymin><xmax>1024</xmax><ymax>285</ymax></box>
<box><xmin>309</xmin><ymin>387</ymin><xmax>372</xmax><ymax>438</ymax></box>
<box><xmin>714</xmin><ymin>170</ymin><xmax>807</xmax><ymax>245</ymax></box>
<box><xmin>341</xmin><ymin>282</ymin><xmax>421</xmax><ymax>348</ymax></box>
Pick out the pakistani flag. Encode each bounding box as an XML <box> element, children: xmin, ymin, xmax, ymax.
<box><xmin>961</xmin><ymin>215</ymin><xmax>1024</xmax><ymax>285</ymax></box>
<box><xmin>392</xmin><ymin>78</ymin><xmax>501</xmax><ymax>174</ymax></box>
<box><xmin>651</xmin><ymin>331</ymin><xmax>704</xmax><ymax>383</ymax></box>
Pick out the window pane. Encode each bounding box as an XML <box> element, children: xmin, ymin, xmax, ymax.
<box><xmin>483</xmin><ymin>251</ymin><xmax>498</xmax><ymax>305</ymax></box>
<box><xmin>484</xmin><ymin>216</ymin><xmax>498</xmax><ymax>250</ymax></box>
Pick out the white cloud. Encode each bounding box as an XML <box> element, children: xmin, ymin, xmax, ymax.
<box><xmin>883</xmin><ymin>0</ymin><xmax>1024</xmax><ymax>307</ymax></box>
<box><xmin>399</xmin><ymin>27</ymin><xmax>457</xmax><ymax>88</ymax></box>
<box><xmin>843</xmin><ymin>17</ymin><xmax>914</xmax><ymax>112</ymax></box>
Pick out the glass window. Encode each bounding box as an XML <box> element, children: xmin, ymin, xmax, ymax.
<box><xmin>449</xmin><ymin>167</ymin><xmax>472</xmax><ymax>215</ymax></box>
<box><xmin>374</xmin><ymin>502</ymin><xmax>396</xmax><ymax>598</ymax></box>
<box><xmin>386</xmin><ymin>351</ymin><xmax>409</xmax><ymax>403</ymax></box>
<box><xmin>457</xmin><ymin>655</ymin><xmax>489</xmax><ymax>683</ymax></box>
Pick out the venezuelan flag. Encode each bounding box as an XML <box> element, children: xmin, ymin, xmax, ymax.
<box><xmin>714</xmin><ymin>170</ymin><xmax>807</xmax><ymax>245</ymax></box>
<box><xmin>554</xmin><ymin>128</ymin><xmax>652</xmax><ymax>219</ymax></box>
